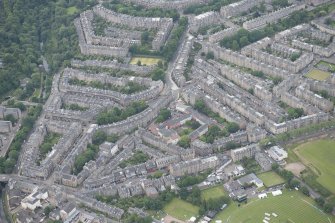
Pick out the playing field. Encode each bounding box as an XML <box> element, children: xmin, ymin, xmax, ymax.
<box><xmin>317</xmin><ymin>61</ymin><xmax>335</xmax><ymax>72</ymax></box>
<box><xmin>294</xmin><ymin>139</ymin><xmax>335</xmax><ymax>194</ymax></box>
<box><xmin>305</xmin><ymin>69</ymin><xmax>331</xmax><ymax>81</ymax></box>
<box><xmin>257</xmin><ymin>171</ymin><xmax>285</xmax><ymax>187</ymax></box>
<box><xmin>213</xmin><ymin>190</ymin><xmax>335</xmax><ymax>223</ymax></box>
<box><xmin>130</xmin><ymin>57</ymin><xmax>162</xmax><ymax>66</ymax></box>
<box><xmin>201</xmin><ymin>185</ymin><xmax>225</xmax><ymax>201</ymax></box>
<box><xmin>163</xmin><ymin>198</ymin><xmax>199</xmax><ymax>221</ymax></box>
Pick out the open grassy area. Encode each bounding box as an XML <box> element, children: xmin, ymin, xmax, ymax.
<box><xmin>213</xmin><ymin>190</ymin><xmax>335</xmax><ymax>223</ymax></box>
<box><xmin>66</xmin><ymin>6</ymin><xmax>78</xmax><ymax>15</ymax></box>
<box><xmin>257</xmin><ymin>171</ymin><xmax>285</xmax><ymax>187</ymax></box>
<box><xmin>317</xmin><ymin>61</ymin><xmax>335</xmax><ymax>72</ymax></box>
<box><xmin>294</xmin><ymin>139</ymin><xmax>335</xmax><ymax>194</ymax></box>
<box><xmin>305</xmin><ymin>68</ymin><xmax>331</xmax><ymax>81</ymax></box>
<box><xmin>201</xmin><ymin>185</ymin><xmax>225</xmax><ymax>201</ymax></box>
<box><xmin>163</xmin><ymin>198</ymin><xmax>199</xmax><ymax>221</ymax></box>
<box><xmin>130</xmin><ymin>56</ymin><xmax>162</xmax><ymax>66</ymax></box>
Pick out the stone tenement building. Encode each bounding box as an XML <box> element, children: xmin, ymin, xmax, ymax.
<box><xmin>201</xmin><ymin>42</ymin><xmax>291</xmax><ymax>79</ymax></box>
<box><xmin>281</xmin><ymin>92</ymin><xmax>322</xmax><ymax>115</ymax></box>
<box><xmin>220</xmin><ymin>0</ymin><xmax>264</xmax><ymax>18</ymax></box>
<box><xmin>93</xmin><ymin>5</ymin><xmax>173</xmax><ymax>51</ymax></box>
<box><xmin>97</xmin><ymin>94</ymin><xmax>174</xmax><ymax>136</ymax></box>
<box><xmin>169</xmin><ymin>156</ymin><xmax>220</xmax><ymax>177</ymax></box>
<box><xmin>172</xmin><ymin>35</ymin><xmax>194</xmax><ymax>87</ymax></box>
<box><xmin>74</xmin><ymin>18</ymin><xmax>128</xmax><ymax>57</ymax></box>
<box><xmin>80</xmin><ymin>10</ymin><xmax>139</xmax><ymax>48</ymax></box>
<box><xmin>190</xmin><ymin>11</ymin><xmax>220</xmax><ymax>33</ymax></box>
<box><xmin>208</xmin><ymin>27</ymin><xmax>239</xmax><ymax>43</ymax></box>
<box><xmin>0</xmin><ymin>106</ymin><xmax>21</xmax><ymax>120</ymax></box>
<box><xmin>231</xmin><ymin>144</ymin><xmax>260</xmax><ymax>162</ymax></box>
<box><xmin>295</xmin><ymin>84</ymin><xmax>334</xmax><ymax>112</ymax></box>
<box><xmin>71</xmin><ymin>59</ymin><xmax>155</xmax><ymax>75</ymax></box>
<box><xmin>60</xmin><ymin>68</ymin><xmax>163</xmax><ymax>106</ymax></box>
<box><xmin>242</xmin><ymin>37</ymin><xmax>314</xmax><ymax>73</ymax></box>
<box><xmin>0</xmin><ymin>121</ymin><xmax>12</xmax><ymax>134</ymax></box>
<box><xmin>274</xmin><ymin>24</ymin><xmax>310</xmax><ymax>40</ymax></box>
<box><xmin>265</xmin><ymin>112</ymin><xmax>330</xmax><ymax>134</ymax></box>
<box><xmin>243</xmin><ymin>4</ymin><xmax>305</xmax><ymax>30</ymax></box>
<box><xmin>122</xmin><ymin>0</ymin><xmax>211</xmax><ymax>9</ymax></box>
<box><xmin>215</xmin><ymin>61</ymin><xmax>273</xmax><ymax>101</ymax></box>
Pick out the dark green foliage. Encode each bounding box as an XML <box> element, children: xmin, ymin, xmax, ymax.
<box><xmin>119</xmin><ymin>151</ymin><xmax>149</xmax><ymax>168</ymax></box>
<box><xmin>201</xmin><ymin>125</ymin><xmax>227</xmax><ymax>144</ymax></box>
<box><xmin>226</xmin><ymin>122</ymin><xmax>239</xmax><ymax>133</ymax></box>
<box><xmin>39</xmin><ymin>132</ymin><xmax>61</xmax><ymax>159</ymax></box>
<box><xmin>103</xmin><ymin>0</ymin><xmax>180</xmax><ymax>21</ymax></box>
<box><xmin>194</xmin><ymin>99</ymin><xmax>226</xmax><ymax>124</ymax></box>
<box><xmin>4</xmin><ymin>114</ymin><xmax>17</xmax><ymax>125</ymax></box>
<box><xmin>96</xmin><ymin>189</ymin><xmax>175</xmax><ymax>211</ymax></box>
<box><xmin>107</xmin><ymin>134</ymin><xmax>119</xmax><ymax>143</ymax></box>
<box><xmin>183</xmin><ymin>0</ymin><xmax>239</xmax><ymax>15</ymax></box>
<box><xmin>150</xmin><ymin>68</ymin><xmax>166</xmax><ymax>82</ymax></box>
<box><xmin>185</xmin><ymin>119</ymin><xmax>201</xmax><ymax>130</ymax></box>
<box><xmin>177</xmin><ymin>170</ymin><xmax>211</xmax><ymax>187</ymax></box>
<box><xmin>125</xmin><ymin>214</ymin><xmax>153</xmax><ymax>223</ymax></box>
<box><xmin>63</xmin><ymin>103</ymin><xmax>88</xmax><ymax>111</ymax></box>
<box><xmin>92</xmin><ymin>130</ymin><xmax>107</xmax><ymax>145</ymax></box>
<box><xmin>156</xmin><ymin>108</ymin><xmax>171</xmax><ymax>123</ymax></box>
<box><xmin>177</xmin><ymin>135</ymin><xmax>191</xmax><ymax>148</ymax></box>
<box><xmin>68</xmin><ymin>78</ymin><xmax>147</xmax><ymax>94</ymax></box>
<box><xmin>220</xmin><ymin>3</ymin><xmax>334</xmax><ymax>51</ymax></box>
<box><xmin>287</xmin><ymin>108</ymin><xmax>304</xmax><ymax>120</ymax></box>
<box><xmin>0</xmin><ymin>105</ymin><xmax>42</xmax><ymax>173</ymax></box>
<box><xmin>73</xmin><ymin>144</ymin><xmax>99</xmax><ymax>175</ymax></box>
<box><xmin>129</xmin><ymin>17</ymin><xmax>188</xmax><ymax>62</ymax></box>
<box><xmin>96</xmin><ymin>101</ymin><xmax>148</xmax><ymax>125</ymax></box>
<box><xmin>240</xmin><ymin>157</ymin><xmax>261</xmax><ymax>174</ymax></box>
<box><xmin>300</xmin><ymin>186</ymin><xmax>310</xmax><ymax>196</ymax></box>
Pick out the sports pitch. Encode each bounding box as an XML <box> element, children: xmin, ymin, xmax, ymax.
<box><xmin>213</xmin><ymin>190</ymin><xmax>335</xmax><ymax>223</ymax></box>
<box><xmin>305</xmin><ymin>69</ymin><xmax>331</xmax><ymax>81</ymax></box>
<box><xmin>257</xmin><ymin>171</ymin><xmax>285</xmax><ymax>187</ymax></box>
<box><xmin>294</xmin><ymin>139</ymin><xmax>335</xmax><ymax>194</ymax></box>
<box><xmin>163</xmin><ymin>198</ymin><xmax>199</xmax><ymax>221</ymax></box>
<box><xmin>130</xmin><ymin>56</ymin><xmax>162</xmax><ymax>66</ymax></box>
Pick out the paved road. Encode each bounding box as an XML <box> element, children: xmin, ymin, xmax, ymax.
<box><xmin>0</xmin><ymin>189</ymin><xmax>9</xmax><ymax>223</ymax></box>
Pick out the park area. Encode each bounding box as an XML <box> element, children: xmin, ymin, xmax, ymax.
<box><xmin>201</xmin><ymin>185</ymin><xmax>225</xmax><ymax>201</ymax></box>
<box><xmin>163</xmin><ymin>198</ymin><xmax>199</xmax><ymax>221</ymax></box>
<box><xmin>213</xmin><ymin>190</ymin><xmax>335</xmax><ymax>223</ymax></box>
<box><xmin>257</xmin><ymin>171</ymin><xmax>285</xmax><ymax>188</ymax></box>
<box><xmin>130</xmin><ymin>56</ymin><xmax>162</xmax><ymax>66</ymax></box>
<box><xmin>294</xmin><ymin>139</ymin><xmax>335</xmax><ymax>194</ymax></box>
<box><xmin>305</xmin><ymin>68</ymin><xmax>331</xmax><ymax>81</ymax></box>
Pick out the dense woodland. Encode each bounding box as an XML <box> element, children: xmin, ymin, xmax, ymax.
<box><xmin>0</xmin><ymin>0</ymin><xmax>95</xmax><ymax>99</ymax></box>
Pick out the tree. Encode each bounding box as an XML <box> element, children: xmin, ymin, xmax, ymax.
<box><xmin>156</xmin><ymin>108</ymin><xmax>171</xmax><ymax>123</ymax></box>
<box><xmin>226</xmin><ymin>122</ymin><xmax>239</xmax><ymax>133</ymax></box>
<box><xmin>137</xmin><ymin>60</ymin><xmax>141</xmax><ymax>66</ymax></box>
<box><xmin>92</xmin><ymin>130</ymin><xmax>107</xmax><ymax>145</ymax></box>
<box><xmin>323</xmin><ymin>203</ymin><xmax>333</xmax><ymax>213</ymax></box>
<box><xmin>315</xmin><ymin>197</ymin><xmax>325</xmax><ymax>207</ymax></box>
<box><xmin>178</xmin><ymin>136</ymin><xmax>191</xmax><ymax>148</ymax></box>
<box><xmin>206</xmin><ymin>51</ymin><xmax>214</xmax><ymax>60</ymax></box>
<box><xmin>231</xmin><ymin>40</ymin><xmax>240</xmax><ymax>51</ymax></box>
<box><xmin>4</xmin><ymin>114</ymin><xmax>17</xmax><ymax>125</ymax></box>
<box><xmin>288</xmin><ymin>179</ymin><xmax>300</xmax><ymax>189</ymax></box>
<box><xmin>300</xmin><ymin>186</ymin><xmax>310</xmax><ymax>196</ymax></box>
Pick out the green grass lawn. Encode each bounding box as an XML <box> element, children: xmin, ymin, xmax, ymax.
<box><xmin>201</xmin><ymin>185</ymin><xmax>225</xmax><ymax>201</ymax></box>
<box><xmin>67</xmin><ymin>6</ymin><xmax>78</xmax><ymax>15</ymax></box>
<box><xmin>163</xmin><ymin>198</ymin><xmax>199</xmax><ymax>221</ymax></box>
<box><xmin>257</xmin><ymin>171</ymin><xmax>285</xmax><ymax>187</ymax></box>
<box><xmin>130</xmin><ymin>56</ymin><xmax>162</xmax><ymax>66</ymax></box>
<box><xmin>305</xmin><ymin>69</ymin><xmax>331</xmax><ymax>81</ymax></box>
<box><xmin>213</xmin><ymin>190</ymin><xmax>335</xmax><ymax>223</ymax></box>
<box><xmin>294</xmin><ymin>139</ymin><xmax>335</xmax><ymax>194</ymax></box>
